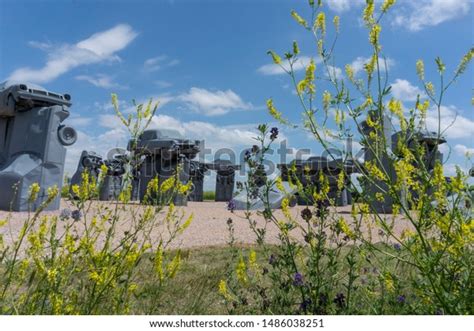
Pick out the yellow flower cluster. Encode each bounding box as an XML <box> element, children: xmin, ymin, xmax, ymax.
<box><xmin>416</xmin><ymin>59</ymin><xmax>425</xmax><ymax>80</ymax></box>
<box><xmin>425</xmin><ymin>82</ymin><xmax>435</xmax><ymax>97</ymax></box>
<box><xmin>337</xmin><ymin>217</ymin><xmax>355</xmax><ymax>240</ymax></box>
<box><xmin>291</xmin><ymin>10</ymin><xmax>308</xmax><ymax>28</ymax></box>
<box><xmin>28</xmin><ymin>182</ymin><xmax>41</xmax><ymax>202</ymax></box>
<box><xmin>381</xmin><ymin>0</ymin><xmax>396</xmax><ymax>13</ymax></box>
<box><xmin>315</xmin><ymin>12</ymin><xmax>326</xmax><ymax>35</ymax></box>
<box><xmin>322</xmin><ymin>90</ymin><xmax>331</xmax><ymax>111</ymax></box>
<box><xmin>267</xmin><ymin>50</ymin><xmax>281</xmax><ymax>65</ymax></box>
<box><xmin>416</xmin><ymin>99</ymin><xmax>430</xmax><ymax>119</ymax></box>
<box><xmin>388</xmin><ymin>98</ymin><xmax>406</xmax><ymax>130</ymax></box>
<box><xmin>369</xmin><ymin>24</ymin><xmax>381</xmax><ymax>47</ymax></box>
<box><xmin>167</xmin><ymin>252</ymin><xmax>181</xmax><ymax>279</ymax></box>
<box><xmin>297</xmin><ymin>59</ymin><xmax>316</xmax><ymax>94</ymax></box>
<box><xmin>236</xmin><ymin>255</ymin><xmax>248</xmax><ymax>285</ymax></box>
<box><xmin>364</xmin><ymin>55</ymin><xmax>377</xmax><ymax>77</ymax></box>
<box><xmin>218</xmin><ymin>279</ymin><xmax>233</xmax><ymax>301</ymax></box>
<box><xmin>345</xmin><ymin>64</ymin><xmax>354</xmax><ymax>81</ymax></box>
<box><xmin>333</xmin><ymin>15</ymin><xmax>340</xmax><ymax>33</ymax></box>
<box><xmin>455</xmin><ymin>47</ymin><xmax>473</xmax><ymax>75</ymax></box>
<box><xmin>266</xmin><ymin>98</ymin><xmax>288</xmax><ymax>124</ymax></box>
<box><xmin>365</xmin><ymin>160</ymin><xmax>387</xmax><ymax>181</ymax></box>
<box><xmin>178</xmin><ymin>214</ymin><xmax>194</xmax><ymax>234</ymax></box>
<box><xmin>281</xmin><ymin>197</ymin><xmax>291</xmax><ymax>219</ymax></box>
<box><xmin>363</xmin><ymin>0</ymin><xmax>375</xmax><ymax>26</ymax></box>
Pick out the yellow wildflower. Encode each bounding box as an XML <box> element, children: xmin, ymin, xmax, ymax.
<box><xmin>323</xmin><ymin>90</ymin><xmax>331</xmax><ymax>110</ymax></box>
<box><xmin>345</xmin><ymin>64</ymin><xmax>355</xmax><ymax>81</ymax></box>
<box><xmin>333</xmin><ymin>15</ymin><xmax>340</xmax><ymax>33</ymax></box>
<box><xmin>267</xmin><ymin>50</ymin><xmax>281</xmax><ymax>65</ymax></box>
<box><xmin>337</xmin><ymin>217</ymin><xmax>355</xmax><ymax>240</ymax></box>
<box><xmin>381</xmin><ymin>0</ymin><xmax>396</xmax><ymax>13</ymax></box>
<box><xmin>29</xmin><ymin>182</ymin><xmax>41</xmax><ymax>202</ymax></box>
<box><xmin>416</xmin><ymin>59</ymin><xmax>425</xmax><ymax>80</ymax></box>
<box><xmin>363</xmin><ymin>0</ymin><xmax>375</xmax><ymax>25</ymax></box>
<box><xmin>218</xmin><ymin>280</ymin><xmax>233</xmax><ymax>301</ymax></box>
<box><xmin>315</xmin><ymin>12</ymin><xmax>326</xmax><ymax>35</ymax></box>
<box><xmin>369</xmin><ymin>24</ymin><xmax>381</xmax><ymax>47</ymax></box>
<box><xmin>291</xmin><ymin>10</ymin><xmax>308</xmax><ymax>28</ymax></box>
<box><xmin>178</xmin><ymin>214</ymin><xmax>193</xmax><ymax>233</ymax></box>
<box><xmin>236</xmin><ymin>255</ymin><xmax>248</xmax><ymax>284</ymax></box>
<box><xmin>425</xmin><ymin>82</ymin><xmax>435</xmax><ymax>97</ymax></box>
<box><xmin>167</xmin><ymin>252</ymin><xmax>181</xmax><ymax>278</ymax></box>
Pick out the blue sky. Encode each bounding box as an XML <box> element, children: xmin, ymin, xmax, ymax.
<box><xmin>0</xmin><ymin>0</ymin><xmax>472</xmax><ymax>184</ymax></box>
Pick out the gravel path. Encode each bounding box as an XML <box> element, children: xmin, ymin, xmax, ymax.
<box><xmin>0</xmin><ymin>200</ymin><xmax>414</xmax><ymax>251</ymax></box>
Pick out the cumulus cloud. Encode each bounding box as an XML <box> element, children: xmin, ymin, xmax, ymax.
<box><xmin>257</xmin><ymin>56</ymin><xmax>318</xmax><ymax>75</ymax></box>
<box><xmin>454</xmin><ymin>144</ymin><xmax>474</xmax><ymax>157</ymax></box>
<box><xmin>393</xmin><ymin>0</ymin><xmax>471</xmax><ymax>31</ymax></box>
<box><xmin>64</xmin><ymin>126</ymin><xmax>130</xmax><ymax>176</ymax></box>
<box><xmin>178</xmin><ymin>87</ymin><xmax>253</xmax><ymax>116</ymax></box>
<box><xmin>8</xmin><ymin>24</ymin><xmax>137</xmax><ymax>83</ymax></box>
<box><xmin>425</xmin><ymin>105</ymin><xmax>474</xmax><ymax>140</ymax></box>
<box><xmin>390</xmin><ymin>79</ymin><xmax>425</xmax><ymax>102</ymax></box>
<box><xmin>75</xmin><ymin>73</ymin><xmax>125</xmax><ymax>89</ymax></box>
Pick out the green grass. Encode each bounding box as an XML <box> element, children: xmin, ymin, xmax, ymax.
<box><xmin>203</xmin><ymin>191</ymin><xmax>216</xmax><ymax>201</ymax></box>
<box><xmin>133</xmin><ymin>245</ymin><xmax>238</xmax><ymax>314</ymax></box>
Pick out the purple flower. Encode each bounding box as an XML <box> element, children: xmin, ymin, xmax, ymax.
<box><xmin>244</xmin><ymin>150</ymin><xmax>252</xmax><ymax>160</ymax></box>
<box><xmin>300</xmin><ymin>298</ymin><xmax>311</xmax><ymax>311</ymax></box>
<box><xmin>269</xmin><ymin>254</ymin><xmax>277</xmax><ymax>266</ymax></box>
<box><xmin>227</xmin><ymin>199</ymin><xmax>236</xmax><ymax>212</ymax></box>
<box><xmin>71</xmin><ymin>209</ymin><xmax>82</xmax><ymax>221</ymax></box>
<box><xmin>270</xmin><ymin>127</ymin><xmax>279</xmax><ymax>140</ymax></box>
<box><xmin>301</xmin><ymin>207</ymin><xmax>313</xmax><ymax>221</ymax></box>
<box><xmin>333</xmin><ymin>293</ymin><xmax>345</xmax><ymax>308</ymax></box>
<box><xmin>293</xmin><ymin>272</ymin><xmax>304</xmax><ymax>286</ymax></box>
<box><xmin>393</xmin><ymin>243</ymin><xmax>401</xmax><ymax>251</ymax></box>
<box><xmin>59</xmin><ymin>208</ymin><xmax>72</xmax><ymax>221</ymax></box>
<box><xmin>397</xmin><ymin>295</ymin><xmax>406</xmax><ymax>304</ymax></box>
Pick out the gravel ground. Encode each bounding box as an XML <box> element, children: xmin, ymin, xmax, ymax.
<box><xmin>0</xmin><ymin>200</ymin><xmax>414</xmax><ymax>251</ymax></box>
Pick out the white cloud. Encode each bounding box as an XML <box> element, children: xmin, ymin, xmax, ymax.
<box><xmin>64</xmin><ymin>115</ymin><xmax>93</xmax><ymax>127</ymax></box>
<box><xmin>393</xmin><ymin>0</ymin><xmax>471</xmax><ymax>31</ymax></box>
<box><xmin>443</xmin><ymin>163</ymin><xmax>469</xmax><ymax>177</ymax></box>
<box><xmin>75</xmin><ymin>73</ymin><xmax>124</xmax><ymax>89</ymax></box>
<box><xmin>8</xmin><ymin>24</ymin><xmax>137</xmax><ymax>83</ymax></box>
<box><xmin>257</xmin><ymin>56</ymin><xmax>318</xmax><ymax>75</ymax></box>
<box><xmin>326</xmin><ymin>0</ymin><xmax>365</xmax><ymax>12</ymax></box>
<box><xmin>64</xmin><ymin>127</ymin><xmax>128</xmax><ymax>176</ymax></box>
<box><xmin>149</xmin><ymin>115</ymin><xmax>267</xmax><ymax>150</ymax></box>
<box><xmin>178</xmin><ymin>87</ymin><xmax>253</xmax><ymax>116</ymax></box>
<box><xmin>27</xmin><ymin>40</ymin><xmax>53</xmax><ymax>51</ymax></box>
<box><xmin>390</xmin><ymin>79</ymin><xmax>425</xmax><ymax>102</ymax></box>
<box><xmin>143</xmin><ymin>55</ymin><xmax>179</xmax><ymax>72</ymax></box>
<box><xmin>326</xmin><ymin>65</ymin><xmax>343</xmax><ymax>80</ymax></box>
<box><xmin>454</xmin><ymin>144</ymin><xmax>474</xmax><ymax>157</ymax></box>
<box><xmin>350</xmin><ymin>56</ymin><xmax>395</xmax><ymax>76</ymax></box>
<box><xmin>425</xmin><ymin>105</ymin><xmax>474</xmax><ymax>140</ymax></box>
